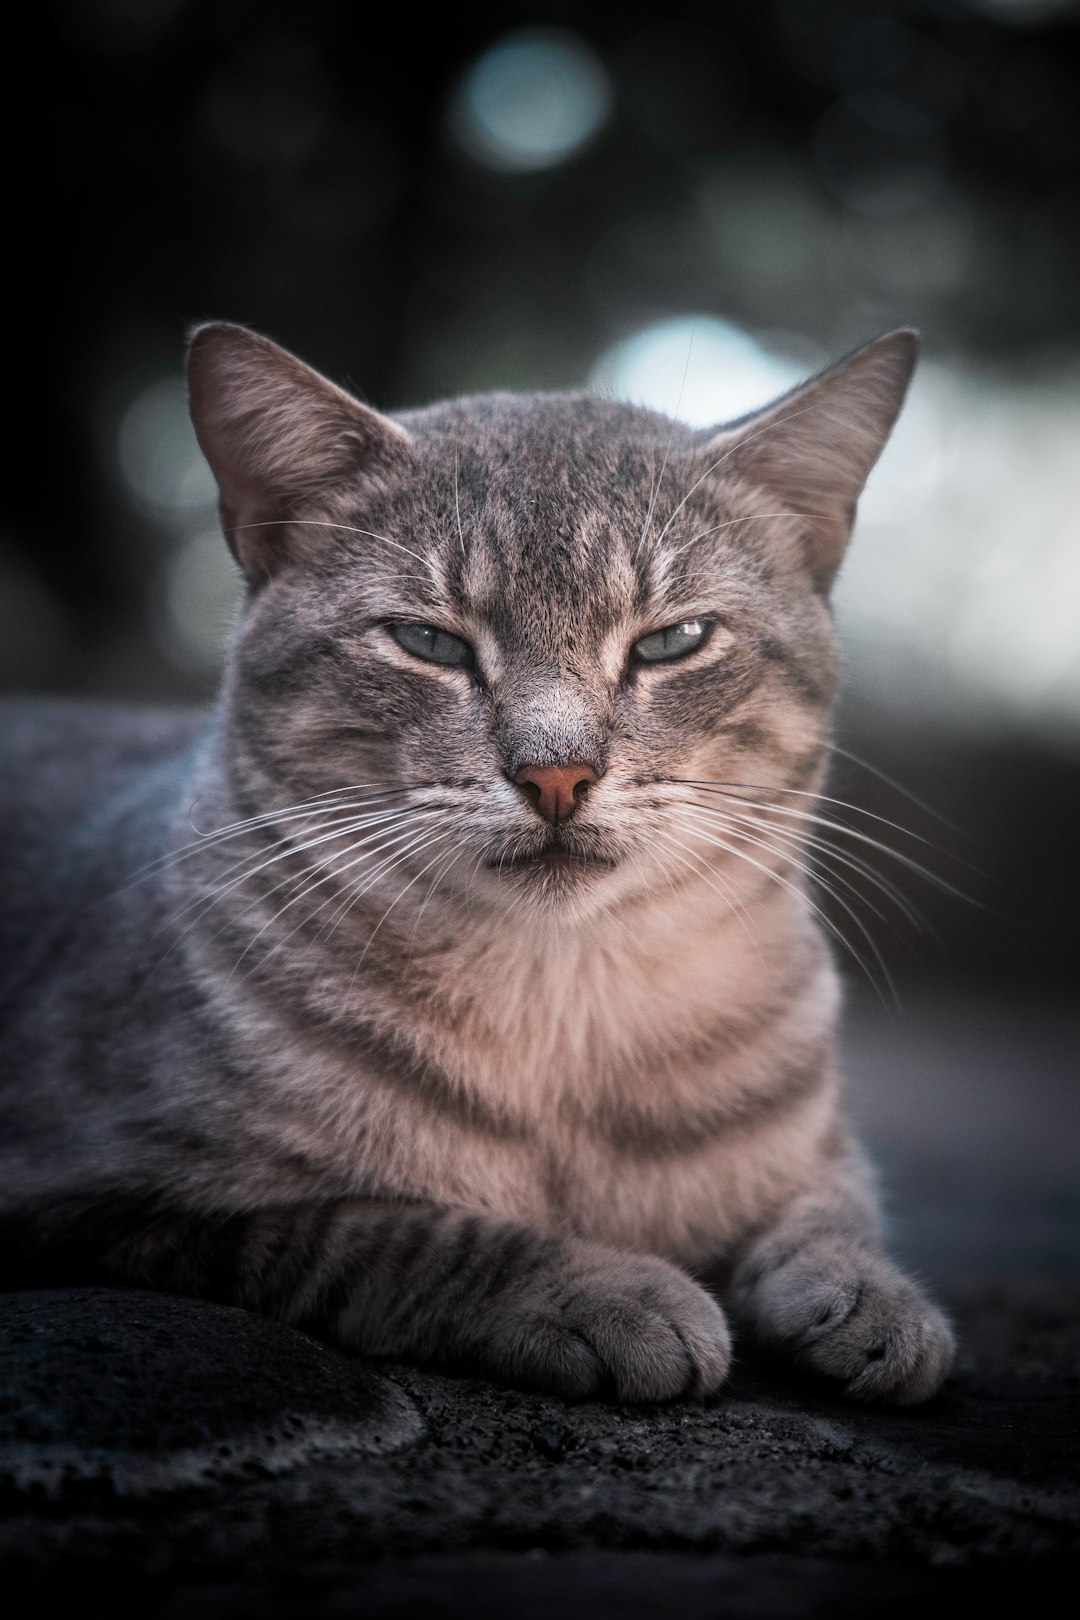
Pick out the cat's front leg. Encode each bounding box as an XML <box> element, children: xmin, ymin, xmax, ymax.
<box><xmin>727</xmin><ymin>1145</ymin><xmax>955</xmax><ymax>1405</ymax></box>
<box><xmin>101</xmin><ymin>1199</ymin><xmax>732</xmax><ymax>1403</ymax></box>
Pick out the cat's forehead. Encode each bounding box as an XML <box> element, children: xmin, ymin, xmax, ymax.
<box><xmin>393</xmin><ymin>391</ymin><xmax>709</xmax><ymax>634</ymax></box>
<box><xmin>397</xmin><ymin>390</ymin><xmax>694</xmax><ymax>468</ymax></box>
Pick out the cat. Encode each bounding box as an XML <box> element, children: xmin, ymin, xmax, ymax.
<box><xmin>0</xmin><ymin>322</ymin><xmax>954</xmax><ymax>1406</ymax></box>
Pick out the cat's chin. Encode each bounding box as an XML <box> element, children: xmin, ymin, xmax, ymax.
<box><xmin>485</xmin><ymin>844</ymin><xmax>618</xmax><ymax>908</ymax></box>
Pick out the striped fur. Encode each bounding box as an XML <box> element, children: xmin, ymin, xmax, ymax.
<box><xmin>0</xmin><ymin>326</ymin><xmax>953</xmax><ymax>1404</ymax></box>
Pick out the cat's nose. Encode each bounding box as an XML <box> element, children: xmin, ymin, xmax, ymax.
<box><xmin>513</xmin><ymin>762</ymin><xmax>597</xmax><ymax>825</ymax></box>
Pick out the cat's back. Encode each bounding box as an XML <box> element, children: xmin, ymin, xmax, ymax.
<box><xmin>1</xmin><ymin>698</ymin><xmax>203</xmax><ymax>797</ymax></box>
<box><xmin>0</xmin><ymin>700</ymin><xmax>207</xmax><ymax>1006</ymax></box>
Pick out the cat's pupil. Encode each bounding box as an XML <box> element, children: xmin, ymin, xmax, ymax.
<box><xmin>392</xmin><ymin>623</ymin><xmax>473</xmax><ymax>668</ymax></box>
<box><xmin>632</xmin><ymin>619</ymin><xmax>707</xmax><ymax>664</ymax></box>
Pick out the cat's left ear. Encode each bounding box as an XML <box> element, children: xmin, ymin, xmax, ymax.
<box><xmin>706</xmin><ymin>330</ymin><xmax>917</xmax><ymax>591</ymax></box>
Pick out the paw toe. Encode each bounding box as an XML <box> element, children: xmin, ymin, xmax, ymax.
<box><xmin>844</xmin><ymin>1304</ymin><xmax>955</xmax><ymax>1405</ymax></box>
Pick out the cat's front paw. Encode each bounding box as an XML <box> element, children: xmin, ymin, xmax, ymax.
<box><xmin>738</xmin><ymin>1253</ymin><xmax>954</xmax><ymax>1405</ymax></box>
<box><xmin>485</xmin><ymin>1247</ymin><xmax>732</xmax><ymax>1403</ymax></box>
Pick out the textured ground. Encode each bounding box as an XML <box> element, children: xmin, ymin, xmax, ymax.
<box><xmin>2</xmin><ymin>995</ymin><xmax>1077</xmax><ymax>1616</ymax></box>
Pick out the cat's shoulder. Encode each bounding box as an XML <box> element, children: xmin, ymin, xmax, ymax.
<box><xmin>0</xmin><ymin>700</ymin><xmax>211</xmax><ymax>1010</ymax></box>
<box><xmin>0</xmin><ymin>698</ymin><xmax>206</xmax><ymax>785</ymax></box>
<box><xmin>0</xmin><ymin>698</ymin><xmax>208</xmax><ymax>884</ymax></box>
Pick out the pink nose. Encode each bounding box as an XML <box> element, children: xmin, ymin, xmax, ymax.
<box><xmin>514</xmin><ymin>762</ymin><xmax>597</xmax><ymax>825</ymax></box>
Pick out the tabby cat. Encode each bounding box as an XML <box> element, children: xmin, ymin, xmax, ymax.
<box><xmin>0</xmin><ymin>323</ymin><xmax>954</xmax><ymax>1405</ymax></box>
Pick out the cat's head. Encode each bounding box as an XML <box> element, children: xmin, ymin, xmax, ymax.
<box><xmin>188</xmin><ymin>324</ymin><xmax>914</xmax><ymax>924</ymax></box>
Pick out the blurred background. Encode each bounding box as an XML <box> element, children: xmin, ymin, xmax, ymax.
<box><xmin>6</xmin><ymin>0</ymin><xmax>1079</xmax><ymax>1272</ymax></box>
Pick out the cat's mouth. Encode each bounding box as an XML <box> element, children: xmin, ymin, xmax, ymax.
<box><xmin>489</xmin><ymin>842</ymin><xmax>616</xmax><ymax>877</ymax></box>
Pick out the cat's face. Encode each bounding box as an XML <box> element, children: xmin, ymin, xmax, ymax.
<box><xmin>189</xmin><ymin>326</ymin><xmax>915</xmax><ymax>923</ymax></box>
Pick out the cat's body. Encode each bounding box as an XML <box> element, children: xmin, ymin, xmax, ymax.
<box><xmin>0</xmin><ymin>327</ymin><xmax>954</xmax><ymax>1404</ymax></box>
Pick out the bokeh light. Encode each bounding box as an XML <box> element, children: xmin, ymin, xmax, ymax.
<box><xmin>116</xmin><ymin>379</ymin><xmax>217</xmax><ymax>516</ymax></box>
<box><xmin>116</xmin><ymin>377</ymin><xmax>243</xmax><ymax>675</ymax></box>
<box><xmin>839</xmin><ymin>357</ymin><xmax>1080</xmax><ymax>745</ymax></box>
<box><xmin>449</xmin><ymin>30</ymin><xmax>613</xmax><ymax>172</ymax></box>
<box><xmin>590</xmin><ymin>317</ymin><xmax>805</xmax><ymax>427</ymax></box>
<box><xmin>159</xmin><ymin>529</ymin><xmax>244</xmax><ymax>674</ymax></box>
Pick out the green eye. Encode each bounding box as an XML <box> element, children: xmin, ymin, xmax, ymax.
<box><xmin>631</xmin><ymin>619</ymin><xmax>708</xmax><ymax>664</ymax></box>
<box><xmin>391</xmin><ymin>623</ymin><xmax>474</xmax><ymax>668</ymax></box>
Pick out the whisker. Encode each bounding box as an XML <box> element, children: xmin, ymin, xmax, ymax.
<box><xmin>417</xmin><ymin>840</ymin><xmax>468</xmax><ymax>917</ymax></box>
<box><xmin>453</xmin><ymin>452</ymin><xmax>468</xmax><ymax>562</ymax></box>
<box><xmin>166</xmin><ymin>805</ymin><xmax>433</xmax><ymax>938</ymax></box>
<box><xmin>679</xmin><ymin>802</ymin><xmax>934</xmax><ymax>981</ymax></box>
<box><xmin>229</xmin><ymin>819</ymin><xmax>450</xmax><ymax>982</ymax></box>
<box><xmin>230</xmin><ymin>809</ymin><xmax>443</xmax><ymax>935</ymax></box>
<box><xmin>672</xmin><ymin>778</ymin><xmax>948</xmax><ymax>857</ymax></box>
<box><xmin>650</xmin><ymin>404</ymin><xmax>822</xmax><ymax>551</ymax></box>
<box><xmin>681</xmin><ymin>796</ymin><xmax>930</xmax><ymax>933</ymax></box>
<box><xmin>406</xmin><ymin>839</ymin><xmax>471</xmax><ymax>955</ymax></box>
<box><xmin>316</xmin><ymin>822</ymin><xmax>455</xmax><ymax>945</ymax></box>
<box><xmin>137</xmin><ymin>806</ymin><xmax>429</xmax><ymax>989</ymax></box>
<box><xmin>140</xmin><ymin>812</ymin><xmax>439</xmax><ymax>990</ymax></box>
<box><xmin>669</xmin><ymin>810</ymin><xmax>897</xmax><ymax>1009</ymax></box>
<box><xmin>677</xmin><ymin>783</ymin><xmax>973</xmax><ymax>903</ymax></box>
<box><xmin>653</xmin><ymin>831</ymin><xmax>764</xmax><ymax>960</ymax></box>
<box><xmin>824</xmin><ymin>741</ymin><xmax>971</xmax><ymax>839</ymax></box>
<box><xmin>636</xmin><ymin>329</ymin><xmax>693</xmax><ymax>561</ymax></box>
<box><xmin>232</xmin><ymin>517</ymin><xmax>430</xmax><ymax>569</ymax></box>
<box><xmin>112</xmin><ymin>785</ymin><xmax>417</xmax><ymax>896</ymax></box>
<box><xmin>264</xmin><ymin>817</ymin><xmax>447</xmax><ymax>943</ymax></box>
<box><xmin>350</xmin><ymin>830</ymin><xmax>459</xmax><ymax>979</ymax></box>
<box><xmin>666</xmin><ymin>512</ymin><xmax>831</xmax><ymax>563</ymax></box>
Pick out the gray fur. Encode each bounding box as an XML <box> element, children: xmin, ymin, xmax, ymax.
<box><xmin>0</xmin><ymin>324</ymin><xmax>953</xmax><ymax>1404</ymax></box>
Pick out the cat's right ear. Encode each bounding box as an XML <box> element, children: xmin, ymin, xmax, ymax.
<box><xmin>186</xmin><ymin>323</ymin><xmax>412</xmax><ymax>581</ymax></box>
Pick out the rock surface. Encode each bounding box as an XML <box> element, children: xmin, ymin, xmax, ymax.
<box><xmin>1</xmin><ymin>1282</ymin><xmax>1076</xmax><ymax>1615</ymax></box>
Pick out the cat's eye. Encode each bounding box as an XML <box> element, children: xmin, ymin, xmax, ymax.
<box><xmin>391</xmin><ymin>623</ymin><xmax>474</xmax><ymax>669</ymax></box>
<box><xmin>631</xmin><ymin>619</ymin><xmax>709</xmax><ymax>664</ymax></box>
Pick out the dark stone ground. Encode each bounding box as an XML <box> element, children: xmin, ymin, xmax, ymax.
<box><xmin>2</xmin><ymin>995</ymin><xmax>1077</xmax><ymax>1616</ymax></box>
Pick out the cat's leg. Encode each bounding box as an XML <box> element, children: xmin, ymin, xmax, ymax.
<box><xmin>727</xmin><ymin>1140</ymin><xmax>954</xmax><ymax>1405</ymax></box>
<box><xmin>88</xmin><ymin>1198</ymin><xmax>731</xmax><ymax>1403</ymax></box>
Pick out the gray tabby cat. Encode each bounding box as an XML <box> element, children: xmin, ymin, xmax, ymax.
<box><xmin>0</xmin><ymin>323</ymin><xmax>954</xmax><ymax>1405</ymax></box>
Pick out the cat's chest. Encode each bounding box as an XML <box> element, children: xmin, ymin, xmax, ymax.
<box><xmin>219</xmin><ymin>924</ymin><xmax>835</xmax><ymax>1265</ymax></box>
<box><xmin>244</xmin><ymin>1023</ymin><xmax>834</xmax><ymax>1264</ymax></box>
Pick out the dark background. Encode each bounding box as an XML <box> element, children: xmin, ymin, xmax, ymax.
<box><xmin>5</xmin><ymin>0</ymin><xmax>1080</xmax><ymax>1002</ymax></box>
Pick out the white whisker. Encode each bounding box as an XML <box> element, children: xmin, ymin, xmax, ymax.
<box><xmin>669</xmin><ymin>810</ymin><xmax>897</xmax><ymax>1009</ymax></box>
<box><xmin>636</xmin><ymin>329</ymin><xmax>693</xmax><ymax>562</ymax></box>
<box><xmin>229</xmin><ymin>819</ymin><xmax>451</xmax><ymax>984</ymax></box>
<box><xmin>682</xmin><ymin>796</ymin><xmax>928</xmax><ymax>933</ymax></box>
<box><xmin>453</xmin><ymin>452</ymin><xmax>468</xmax><ymax>562</ymax></box>
<box><xmin>676</xmin><ymin>780</ymin><xmax>971</xmax><ymax>902</ymax></box>
<box><xmin>652</xmin><ymin>831</ymin><xmax>764</xmax><ymax>962</ymax></box>
<box><xmin>666</xmin><ymin>512</ymin><xmax>831</xmax><ymax>563</ymax></box>
<box><xmin>350</xmin><ymin>830</ymin><xmax>459</xmax><ymax>979</ymax></box>
<box><xmin>113</xmin><ymin>785</ymin><xmax>416</xmax><ymax>895</ymax></box>
<box><xmin>233</xmin><ymin>517</ymin><xmax>430</xmax><ymax>569</ymax></box>
<box><xmin>169</xmin><ymin>806</ymin><xmax>434</xmax><ymax>938</ymax></box>
<box><xmin>650</xmin><ymin>404</ymin><xmax>821</xmax><ymax>551</ymax></box>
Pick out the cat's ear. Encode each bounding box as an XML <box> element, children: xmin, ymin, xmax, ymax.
<box><xmin>706</xmin><ymin>330</ymin><xmax>917</xmax><ymax>590</ymax></box>
<box><xmin>187</xmin><ymin>323</ymin><xmax>411</xmax><ymax>580</ymax></box>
